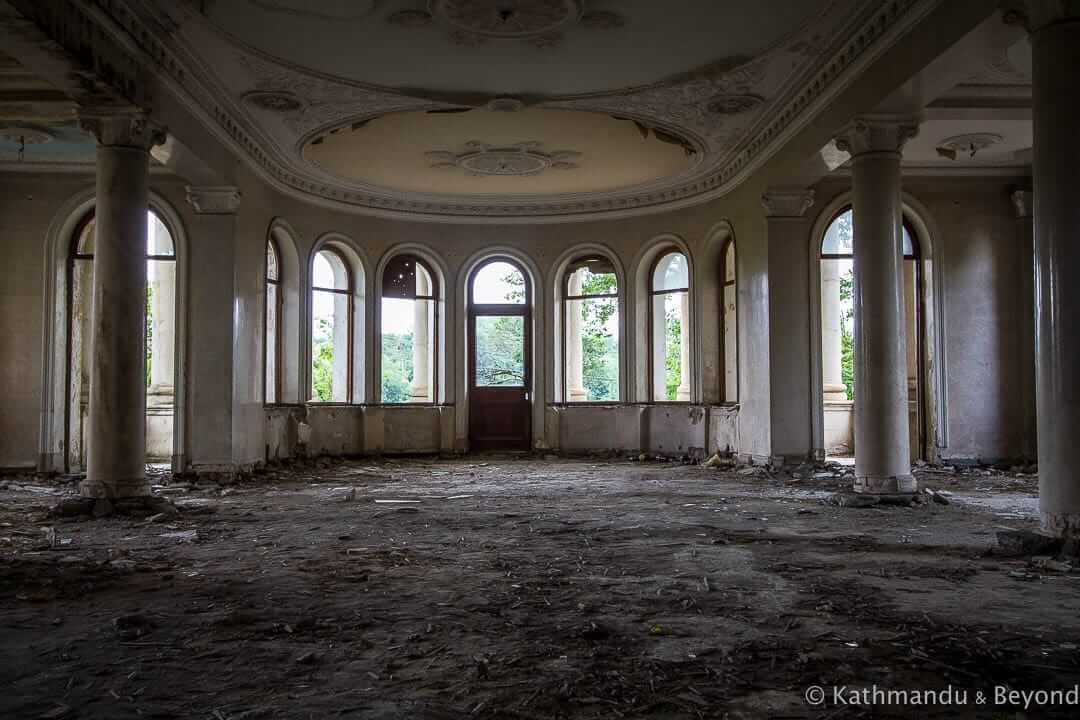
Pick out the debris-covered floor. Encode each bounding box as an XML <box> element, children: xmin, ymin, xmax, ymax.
<box><xmin>2</xmin><ymin>457</ymin><xmax>1079</xmax><ymax>719</ymax></box>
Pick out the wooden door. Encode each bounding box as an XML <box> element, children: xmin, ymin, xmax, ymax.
<box><xmin>468</xmin><ymin>260</ymin><xmax>532</xmax><ymax>451</ymax></box>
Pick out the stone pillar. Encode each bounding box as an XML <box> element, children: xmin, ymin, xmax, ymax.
<box><xmin>675</xmin><ymin>293</ymin><xmax>692</xmax><ymax>401</ymax></box>
<box><xmin>78</xmin><ymin>109</ymin><xmax>165</xmax><ymax>498</ymax></box>
<box><xmin>762</xmin><ymin>188</ymin><xmax>816</xmax><ymax>462</ymax></box>
<box><xmin>820</xmin><ymin>260</ymin><xmax>848</xmax><ymax>401</ymax></box>
<box><xmin>566</xmin><ymin>270</ymin><xmax>588</xmax><ymax>401</ymax></box>
<box><xmin>410</xmin><ymin>270</ymin><xmax>431</xmax><ymax>402</ymax></box>
<box><xmin>185</xmin><ymin>186</ymin><xmax>244</xmax><ymax>469</ymax></box>
<box><xmin>1012</xmin><ymin>190</ymin><xmax>1037</xmax><ymax>462</ymax></box>
<box><xmin>1027</xmin><ymin>4</ymin><xmax>1080</xmax><ymax>535</ymax></box>
<box><xmin>836</xmin><ymin>117</ymin><xmax>918</xmax><ymax>494</ymax></box>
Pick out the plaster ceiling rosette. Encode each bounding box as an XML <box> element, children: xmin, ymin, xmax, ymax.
<box><xmin>115</xmin><ymin>0</ymin><xmax>937</xmax><ymax>220</ymax></box>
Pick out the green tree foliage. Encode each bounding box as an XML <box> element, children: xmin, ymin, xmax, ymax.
<box><xmin>476</xmin><ymin>316</ymin><xmax>524</xmax><ymax>385</ymax></box>
<box><xmin>665</xmin><ymin>304</ymin><xmax>683</xmax><ymax>401</ymax></box>
<box><xmin>839</xmin><ymin>268</ymin><xmax>855</xmax><ymax>400</ymax></box>
<box><xmin>578</xmin><ymin>272</ymin><xmax>618</xmax><ymax>400</ymax></box>
<box><xmin>145</xmin><ymin>285</ymin><xmax>154</xmax><ymax>388</ymax></box>
<box><xmin>381</xmin><ymin>331</ymin><xmax>414</xmax><ymax>402</ymax></box>
<box><xmin>312</xmin><ymin>318</ymin><xmax>335</xmax><ymax>402</ymax></box>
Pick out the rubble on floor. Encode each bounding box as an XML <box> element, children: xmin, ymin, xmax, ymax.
<box><xmin>1</xmin><ymin>457</ymin><xmax>1076</xmax><ymax>718</ymax></box>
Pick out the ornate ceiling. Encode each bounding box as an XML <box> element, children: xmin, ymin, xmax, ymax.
<box><xmin>3</xmin><ymin>0</ymin><xmax>952</xmax><ymax>219</ymax></box>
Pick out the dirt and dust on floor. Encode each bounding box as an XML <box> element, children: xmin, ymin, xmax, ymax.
<box><xmin>2</xmin><ymin>455</ymin><xmax>1079</xmax><ymax>719</ymax></box>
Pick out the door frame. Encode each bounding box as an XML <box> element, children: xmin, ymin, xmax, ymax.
<box><xmin>467</xmin><ymin>256</ymin><xmax>533</xmax><ymax>451</ymax></box>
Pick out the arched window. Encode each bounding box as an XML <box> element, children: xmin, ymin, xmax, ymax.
<box><xmin>468</xmin><ymin>258</ymin><xmax>532</xmax><ymax>450</ymax></box>
<box><xmin>68</xmin><ymin>210</ymin><xmax>177</xmax><ymax>467</ymax></box>
<box><xmin>311</xmin><ymin>248</ymin><xmax>353</xmax><ymax>402</ymax></box>
<box><xmin>819</xmin><ymin>207</ymin><xmax>922</xmax><ymax>458</ymax></box>
<box><xmin>265</xmin><ymin>237</ymin><xmax>282</xmax><ymax>404</ymax></box>
<box><xmin>649</xmin><ymin>250</ymin><xmax>691</xmax><ymax>402</ymax></box>
<box><xmin>380</xmin><ymin>255</ymin><xmax>438</xmax><ymax>403</ymax></box>
<box><xmin>721</xmin><ymin>239</ymin><xmax>738</xmax><ymax>403</ymax></box>
<box><xmin>562</xmin><ymin>257</ymin><xmax>619</xmax><ymax>402</ymax></box>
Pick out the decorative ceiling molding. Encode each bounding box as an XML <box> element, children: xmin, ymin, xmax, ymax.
<box><xmin>387</xmin><ymin>0</ymin><xmax>626</xmax><ymax>48</ymax></box>
<box><xmin>242</xmin><ymin>90</ymin><xmax>306</xmax><ymax>113</ymax></box>
<box><xmin>248</xmin><ymin>0</ymin><xmax>378</xmax><ymax>21</ymax></box>
<box><xmin>425</xmin><ymin>140</ymin><xmax>582</xmax><ymax>176</ymax></box>
<box><xmin>934</xmin><ymin>132</ymin><xmax>1004</xmax><ymax>160</ymax></box>
<box><xmin>12</xmin><ymin>0</ymin><xmax>945</xmax><ymax>222</ymax></box>
<box><xmin>430</xmin><ymin>0</ymin><xmax>582</xmax><ymax>38</ymax></box>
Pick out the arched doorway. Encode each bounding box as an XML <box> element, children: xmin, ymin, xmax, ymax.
<box><xmin>818</xmin><ymin>207</ymin><xmax>924</xmax><ymax>461</ymax></box>
<box><xmin>468</xmin><ymin>258</ymin><xmax>532</xmax><ymax>451</ymax></box>
<box><xmin>65</xmin><ymin>209</ymin><xmax>178</xmax><ymax>471</ymax></box>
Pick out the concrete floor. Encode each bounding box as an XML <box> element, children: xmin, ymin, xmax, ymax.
<box><xmin>1</xmin><ymin>457</ymin><xmax>1077</xmax><ymax>719</ymax></box>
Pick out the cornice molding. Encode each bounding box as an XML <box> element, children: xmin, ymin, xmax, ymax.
<box><xmin>16</xmin><ymin>0</ymin><xmax>940</xmax><ymax>222</ymax></box>
<box><xmin>761</xmin><ymin>188</ymin><xmax>815</xmax><ymax>218</ymax></box>
<box><xmin>1011</xmin><ymin>189</ymin><xmax>1034</xmax><ymax>218</ymax></box>
<box><xmin>185</xmin><ymin>185</ymin><xmax>242</xmax><ymax>214</ymax></box>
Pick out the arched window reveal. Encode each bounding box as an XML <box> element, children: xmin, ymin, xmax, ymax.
<box><xmin>68</xmin><ymin>210</ymin><xmax>177</xmax><ymax>467</ymax></box>
<box><xmin>381</xmin><ymin>255</ymin><xmax>438</xmax><ymax>403</ymax></box>
<box><xmin>649</xmin><ymin>251</ymin><xmax>691</xmax><ymax>402</ymax></box>
<box><xmin>563</xmin><ymin>257</ymin><xmax>619</xmax><ymax>402</ymax></box>
<box><xmin>311</xmin><ymin>249</ymin><xmax>353</xmax><ymax>402</ymax></box>
<box><xmin>265</xmin><ymin>238</ymin><xmax>282</xmax><ymax>404</ymax></box>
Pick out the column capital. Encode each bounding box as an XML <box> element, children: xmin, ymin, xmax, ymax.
<box><xmin>835</xmin><ymin>115</ymin><xmax>920</xmax><ymax>157</ymax></box>
<box><xmin>185</xmin><ymin>185</ymin><xmax>242</xmax><ymax>215</ymax></box>
<box><xmin>78</xmin><ymin>106</ymin><xmax>166</xmax><ymax>150</ymax></box>
<box><xmin>1011</xmin><ymin>189</ymin><xmax>1034</xmax><ymax>219</ymax></box>
<box><xmin>1004</xmin><ymin>2</ymin><xmax>1080</xmax><ymax>32</ymax></box>
<box><xmin>761</xmin><ymin>187</ymin><xmax>815</xmax><ymax>218</ymax></box>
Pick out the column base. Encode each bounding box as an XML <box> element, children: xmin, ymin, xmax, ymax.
<box><xmin>1041</xmin><ymin>512</ymin><xmax>1080</xmax><ymax>538</ymax></box>
<box><xmin>854</xmin><ymin>474</ymin><xmax>916</xmax><ymax>494</ymax></box>
<box><xmin>80</xmin><ymin>475</ymin><xmax>150</xmax><ymax>499</ymax></box>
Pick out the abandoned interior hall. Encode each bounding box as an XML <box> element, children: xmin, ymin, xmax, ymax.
<box><xmin>3</xmin><ymin>0</ymin><xmax>1080</xmax><ymax>718</ymax></box>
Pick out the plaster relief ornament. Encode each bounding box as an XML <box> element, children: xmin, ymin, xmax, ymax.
<box><xmin>243</xmin><ymin>90</ymin><xmax>306</xmax><ymax>113</ymax></box>
<box><xmin>430</xmin><ymin>0</ymin><xmax>583</xmax><ymax>38</ymax></box>
<box><xmin>249</xmin><ymin>0</ymin><xmax>377</xmax><ymax>20</ymax></box>
<box><xmin>935</xmin><ymin>133</ymin><xmax>1004</xmax><ymax>161</ymax></box>
<box><xmin>426</xmin><ymin>141</ymin><xmax>582</xmax><ymax>176</ymax></box>
<box><xmin>706</xmin><ymin>94</ymin><xmax>765</xmax><ymax>115</ymax></box>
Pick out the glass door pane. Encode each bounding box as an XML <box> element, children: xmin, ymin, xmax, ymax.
<box><xmin>474</xmin><ymin>315</ymin><xmax>525</xmax><ymax>387</ymax></box>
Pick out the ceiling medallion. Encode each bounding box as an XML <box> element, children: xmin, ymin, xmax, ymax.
<box><xmin>429</xmin><ymin>0</ymin><xmax>583</xmax><ymax>38</ymax></box>
<box><xmin>935</xmin><ymin>133</ymin><xmax>1004</xmax><ymax>161</ymax></box>
<box><xmin>706</xmin><ymin>94</ymin><xmax>766</xmax><ymax>115</ymax></box>
<box><xmin>0</xmin><ymin>125</ymin><xmax>55</xmax><ymax>145</ymax></box>
<box><xmin>243</xmin><ymin>90</ymin><xmax>306</xmax><ymax>113</ymax></box>
<box><xmin>426</xmin><ymin>140</ymin><xmax>582</xmax><ymax>176</ymax></box>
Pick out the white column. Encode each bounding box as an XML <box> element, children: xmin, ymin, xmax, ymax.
<box><xmin>78</xmin><ymin>109</ymin><xmax>165</xmax><ymax>498</ymax></box>
<box><xmin>820</xmin><ymin>260</ymin><xmax>847</xmax><ymax>401</ymax></box>
<box><xmin>836</xmin><ymin>117</ymin><xmax>919</xmax><ymax>494</ymax></box>
<box><xmin>410</xmin><ymin>271</ymin><xmax>431</xmax><ymax>402</ymax></box>
<box><xmin>676</xmin><ymin>293</ymin><xmax>692</xmax><ymax>401</ymax></box>
<box><xmin>1028</xmin><ymin>5</ymin><xmax>1080</xmax><ymax>536</ymax></box>
<box><xmin>566</xmin><ymin>270</ymin><xmax>588</xmax><ymax>401</ymax></box>
<box><xmin>1012</xmin><ymin>190</ymin><xmax>1037</xmax><ymax>462</ymax></box>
